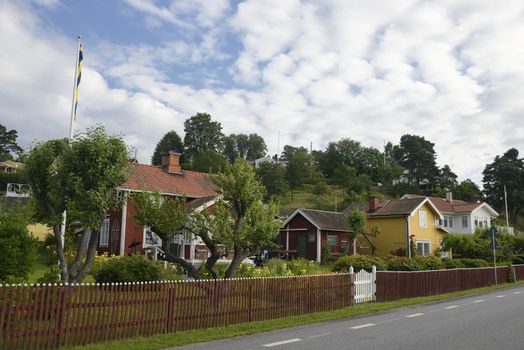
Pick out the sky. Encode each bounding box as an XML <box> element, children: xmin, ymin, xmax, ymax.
<box><xmin>1</xmin><ymin>0</ymin><xmax>523</xmax><ymax>184</ymax></box>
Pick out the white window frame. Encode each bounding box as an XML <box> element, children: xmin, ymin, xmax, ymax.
<box><xmin>143</xmin><ymin>226</ymin><xmax>162</xmax><ymax>247</ymax></box>
<box><xmin>448</xmin><ymin>216</ymin><xmax>453</xmax><ymax>228</ymax></box>
<box><xmin>327</xmin><ymin>235</ymin><xmax>338</xmax><ymax>246</ymax></box>
<box><xmin>416</xmin><ymin>240</ymin><xmax>431</xmax><ymax>256</ymax></box>
<box><xmin>419</xmin><ymin>210</ymin><xmax>428</xmax><ymax>228</ymax></box>
<box><xmin>99</xmin><ymin>217</ymin><xmax>110</xmax><ymax>247</ymax></box>
<box><xmin>462</xmin><ymin>216</ymin><xmax>468</xmax><ymax>228</ymax></box>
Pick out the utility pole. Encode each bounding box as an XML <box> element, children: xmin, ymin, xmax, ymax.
<box><xmin>504</xmin><ymin>185</ymin><xmax>509</xmax><ymax>227</ymax></box>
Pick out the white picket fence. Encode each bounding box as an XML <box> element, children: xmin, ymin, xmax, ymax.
<box><xmin>349</xmin><ymin>265</ymin><xmax>376</xmax><ymax>303</ymax></box>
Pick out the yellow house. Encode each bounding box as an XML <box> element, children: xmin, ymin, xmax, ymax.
<box><xmin>350</xmin><ymin>196</ymin><xmax>445</xmax><ymax>257</ymax></box>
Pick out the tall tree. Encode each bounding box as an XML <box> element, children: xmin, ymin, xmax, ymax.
<box><xmin>285</xmin><ymin>150</ymin><xmax>315</xmax><ymax>191</ymax></box>
<box><xmin>213</xmin><ymin>160</ymin><xmax>282</xmax><ymax>278</ymax></box>
<box><xmin>393</xmin><ymin>134</ymin><xmax>439</xmax><ymax>186</ymax></box>
<box><xmin>0</xmin><ymin>123</ymin><xmax>23</xmax><ymax>161</ymax></box>
<box><xmin>183</xmin><ymin>113</ymin><xmax>224</xmax><ymax>162</ymax></box>
<box><xmin>255</xmin><ymin>162</ymin><xmax>289</xmax><ymax>200</ymax></box>
<box><xmin>26</xmin><ymin>126</ymin><xmax>129</xmax><ymax>283</ymax></box>
<box><xmin>151</xmin><ymin>131</ymin><xmax>184</xmax><ymax>165</ymax></box>
<box><xmin>455</xmin><ymin>179</ymin><xmax>482</xmax><ymax>202</ymax></box>
<box><xmin>223</xmin><ymin>133</ymin><xmax>267</xmax><ymax>163</ymax></box>
<box><xmin>280</xmin><ymin>145</ymin><xmax>308</xmax><ymax>161</ymax></box>
<box><xmin>483</xmin><ymin>148</ymin><xmax>524</xmax><ymax>224</ymax></box>
<box><xmin>436</xmin><ymin>165</ymin><xmax>458</xmax><ymax>192</ymax></box>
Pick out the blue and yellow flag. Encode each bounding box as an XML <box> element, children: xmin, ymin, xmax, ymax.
<box><xmin>73</xmin><ymin>45</ymin><xmax>83</xmax><ymax>121</ymax></box>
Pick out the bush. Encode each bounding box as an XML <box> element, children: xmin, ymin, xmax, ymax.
<box><xmin>511</xmin><ymin>254</ymin><xmax>524</xmax><ymax>265</ymax></box>
<box><xmin>332</xmin><ymin>255</ymin><xmax>387</xmax><ymax>273</ymax></box>
<box><xmin>94</xmin><ymin>254</ymin><xmax>164</xmax><ymax>283</ymax></box>
<box><xmin>37</xmin><ymin>265</ymin><xmax>61</xmax><ymax>284</ymax></box>
<box><xmin>456</xmin><ymin>258</ymin><xmax>489</xmax><ymax>268</ymax></box>
<box><xmin>413</xmin><ymin>256</ymin><xmax>445</xmax><ymax>270</ymax></box>
<box><xmin>0</xmin><ymin>209</ymin><xmax>37</xmax><ymax>283</ymax></box>
<box><xmin>442</xmin><ymin>258</ymin><xmax>465</xmax><ymax>269</ymax></box>
<box><xmin>383</xmin><ymin>256</ymin><xmax>421</xmax><ymax>271</ymax></box>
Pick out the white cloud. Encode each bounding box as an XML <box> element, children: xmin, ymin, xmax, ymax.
<box><xmin>1</xmin><ymin>0</ymin><xmax>523</xmax><ymax>185</ymax></box>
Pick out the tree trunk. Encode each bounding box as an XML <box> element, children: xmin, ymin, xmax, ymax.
<box><xmin>71</xmin><ymin>228</ymin><xmax>99</xmax><ymax>283</ymax></box>
<box><xmin>69</xmin><ymin>228</ymin><xmax>90</xmax><ymax>277</ymax></box>
<box><xmin>54</xmin><ymin>225</ymin><xmax>69</xmax><ymax>282</ymax></box>
<box><xmin>224</xmin><ymin>246</ymin><xmax>249</xmax><ymax>279</ymax></box>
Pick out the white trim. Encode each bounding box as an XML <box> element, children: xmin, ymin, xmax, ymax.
<box><xmin>416</xmin><ymin>240</ymin><xmax>432</xmax><ymax>256</ymax></box>
<box><xmin>411</xmin><ymin>198</ymin><xmax>443</xmax><ymax>219</ymax></box>
<box><xmin>143</xmin><ymin>226</ymin><xmax>162</xmax><ymax>248</ymax></box>
<box><xmin>316</xmin><ymin>227</ymin><xmax>321</xmax><ymax>263</ymax></box>
<box><xmin>99</xmin><ymin>217</ymin><xmax>110</xmax><ymax>247</ymax></box>
<box><xmin>471</xmin><ymin>203</ymin><xmax>499</xmax><ymax>217</ymax></box>
<box><xmin>281</xmin><ymin>209</ymin><xmax>321</xmax><ymax>230</ymax></box>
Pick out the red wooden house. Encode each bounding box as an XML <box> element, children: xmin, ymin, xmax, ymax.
<box><xmin>98</xmin><ymin>152</ymin><xmax>218</xmax><ymax>260</ymax></box>
<box><xmin>280</xmin><ymin>209</ymin><xmax>352</xmax><ymax>262</ymax></box>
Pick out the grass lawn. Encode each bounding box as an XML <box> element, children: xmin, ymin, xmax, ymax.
<box><xmin>64</xmin><ymin>281</ymin><xmax>524</xmax><ymax>350</ymax></box>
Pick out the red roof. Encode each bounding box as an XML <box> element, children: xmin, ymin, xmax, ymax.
<box><xmin>403</xmin><ymin>194</ymin><xmax>482</xmax><ymax>213</ymax></box>
<box><xmin>120</xmin><ymin>163</ymin><xmax>218</xmax><ymax>198</ymax></box>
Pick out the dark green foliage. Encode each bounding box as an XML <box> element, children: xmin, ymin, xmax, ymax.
<box><xmin>151</xmin><ymin>131</ymin><xmax>184</xmax><ymax>165</ymax></box>
<box><xmin>223</xmin><ymin>133</ymin><xmax>267</xmax><ymax>163</ymax></box>
<box><xmin>0</xmin><ymin>171</ymin><xmax>28</xmax><ymax>194</ymax></box>
<box><xmin>389</xmin><ymin>183</ymin><xmax>420</xmax><ymax>199</ymax></box>
<box><xmin>280</xmin><ymin>145</ymin><xmax>308</xmax><ymax>161</ymax></box>
<box><xmin>482</xmin><ymin>148</ymin><xmax>524</xmax><ymax>224</ymax></box>
<box><xmin>441</xmin><ymin>258</ymin><xmax>465</xmax><ymax>269</ymax></box>
<box><xmin>94</xmin><ymin>255</ymin><xmax>164</xmax><ymax>283</ymax></box>
<box><xmin>255</xmin><ymin>162</ymin><xmax>289</xmax><ymax>200</ymax></box>
<box><xmin>512</xmin><ymin>254</ymin><xmax>524</xmax><ymax>265</ymax></box>
<box><xmin>393</xmin><ymin>134</ymin><xmax>439</xmax><ymax>186</ymax></box>
<box><xmin>183</xmin><ymin>113</ymin><xmax>224</xmax><ymax>162</ymax></box>
<box><xmin>0</xmin><ymin>208</ymin><xmax>37</xmax><ymax>283</ymax></box>
<box><xmin>285</xmin><ymin>150</ymin><xmax>315</xmax><ymax>190</ymax></box>
<box><xmin>37</xmin><ymin>265</ymin><xmax>61</xmax><ymax>284</ymax></box>
<box><xmin>0</xmin><ymin>123</ymin><xmax>23</xmax><ymax>161</ymax></box>
<box><xmin>456</xmin><ymin>258</ymin><xmax>489</xmax><ymax>268</ymax></box>
<box><xmin>332</xmin><ymin>255</ymin><xmax>387</xmax><ymax>272</ymax></box>
<box><xmin>455</xmin><ymin>179</ymin><xmax>483</xmax><ymax>202</ymax></box>
<box><xmin>441</xmin><ymin>233</ymin><xmax>491</xmax><ymax>260</ymax></box>
<box><xmin>382</xmin><ymin>256</ymin><xmax>422</xmax><ymax>271</ymax></box>
<box><xmin>413</xmin><ymin>256</ymin><xmax>445</xmax><ymax>270</ymax></box>
<box><xmin>189</xmin><ymin>150</ymin><xmax>226</xmax><ymax>173</ymax></box>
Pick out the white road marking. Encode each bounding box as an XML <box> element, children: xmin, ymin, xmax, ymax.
<box><xmin>445</xmin><ymin>305</ymin><xmax>458</xmax><ymax>309</ymax></box>
<box><xmin>473</xmin><ymin>299</ymin><xmax>484</xmax><ymax>303</ymax></box>
<box><xmin>350</xmin><ymin>323</ymin><xmax>376</xmax><ymax>329</ymax></box>
<box><xmin>496</xmin><ymin>295</ymin><xmax>505</xmax><ymax>298</ymax></box>
<box><xmin>406</xmin><ymin>313</ymin><xmax>425</xmax><ymax>318</ymax></box>
<box><xmin>514</xmin><ymin>292</ymin><xmax>521</xmax><ymax>294</ymax></box>
<box><xmin>262</xmin><ymin>338</ymin><xmax>302</xmax><ymax>347</ymax></box>
<box><xmin>306</xmin><ymin>332</ymin><xmax>332</xmax><ymax>339</ymax></box>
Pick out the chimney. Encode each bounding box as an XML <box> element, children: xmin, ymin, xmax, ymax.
<box><xmin>445</xmin><ymin>191</ymin><xmax>453</xmax><ymax>203</ymax></box>
<box><xmin>369</xmin><ymin>196</ymin><xmax>380</xmax><ymax>212</ymax></box>
<box><xmin>161</xmin><ymin>151</ymin><xmax>182</xmax><ymax>174</ymax></box>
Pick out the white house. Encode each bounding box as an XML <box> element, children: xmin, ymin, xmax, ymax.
<box><xmin>402</xmin><ymin>192</ymin><xmax>498</xmax><ymax>234</ymax></box>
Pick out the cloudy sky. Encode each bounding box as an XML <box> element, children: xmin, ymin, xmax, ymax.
<box><xmin>1</xmin><ymin>0</ymin><xmax>523</xmax><ymax>183</ymax></box>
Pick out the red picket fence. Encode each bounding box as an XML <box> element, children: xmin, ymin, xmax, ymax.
<box><xmin>0</xmin><ymin>274</ymin><xmax>353</xmax><ymax>349</ymax></box>
<box><xmin>375</xmin><ymin>266</ymin><xmax>518</xmax><ymax>302</ymax></box>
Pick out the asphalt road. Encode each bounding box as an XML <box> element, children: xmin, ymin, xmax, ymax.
<box><xmin>167</xmin><ymin>285</ymin><xmax>524</xmax><ymax>350</ymax></box>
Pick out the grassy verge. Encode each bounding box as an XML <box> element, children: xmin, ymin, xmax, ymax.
<box><xmin>66</xmin><ymin>281</ymin><xmax>524</xmax><ymax>350</ymax></box>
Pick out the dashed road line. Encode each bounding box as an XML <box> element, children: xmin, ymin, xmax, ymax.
<box><xmin>405</xmin><ymin>313</ymin><xmax>425</xmax><ymax>318</ymax></box>
<box><xmin>473</xmin><ymin>299</ymin><xmax>484</xmax><ymax>303</ymax></box>
<box><xmin>445</xmin><ymin>305</ymin><xmax>459</xmax><ymax>309</ymax></box>
<box><xmin>262</xmin><ymin>338</ymin><xmax>302</xmax><ymax>347</ymax></box>
<box><xmin>514</xmin><ymin>292</ymin><xmax>521</xmax><ymax>295</ymax></box>
<box><xmin>350</xmin><ymin>323</ymin><xmax>376</xmax><ymax>329</ymax></box>
<box><xmin>306</xmin><ymin>332</ymin><xmax>332</xmax><ymax>339</ymax></box>
<box><xmin>496</xmin><ymin>295</ymin><xmax>505</xmax><ymax>298</ymax></box>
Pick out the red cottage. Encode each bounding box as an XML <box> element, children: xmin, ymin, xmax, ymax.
<box><xmin>280</xmin><ymin>209</ymin><xmax>352</xmax><ymax>262</ymax></box>
<box><xmin>99</xmin><ymin>152</ymin><xmax>218</xmax><ymax>260</ymax></box>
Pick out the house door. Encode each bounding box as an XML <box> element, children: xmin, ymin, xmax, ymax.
<box><xmin>297</xmin><ymin>235</ymin><xmax>306</xmax><ymax>258</ymax></box>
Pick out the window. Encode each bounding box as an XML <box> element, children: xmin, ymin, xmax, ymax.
<box><xmin>448</xmin><ymin>216</ymin><xmax>453</xmax><ymax>228</ymax></box>
<box><xmin>144</xmin><ymin>227</ymin><xmax>161</xmax><ymax>247</ymax></box>
<box><xmin>327</xmin><ymin>235</ymin><xmax>338</xmax><ymax>246</ymax></box>
<box><xmin>416</xmin><ymin>241</ymin><xmax>431</xmax><ymax>256</ymax></box>
<box><xmin>462</xmin><ymin>216</ymin><xmax>468</xmax><ymax>228</ymax></box>
<box><xmin>474</xmin><ymin>216</ymin><xmax>478</xmax><ymax>227</ymax></box>
<box><xmin>308</xmin><ymin>232</ymin><xmax>316</xmax><ymax>242</ymax></box>
<box><xmin>99</xmin><ymin>218</ymin><xmax>110</xmax><ymax>247</ymax></box>
<box><xmin>419</xmin><ymin>211</ymin><xmax>427</xmax><ymax>228</ymax></box>
<box><xmin>443</xmin><ymin>216</ymin><xmax>448</xmax><ymax>227</ymax></box>
<box><xmin>483</xmin><ymin>218</ymin><xmax>488</xmax><ymax>227</ymax></box>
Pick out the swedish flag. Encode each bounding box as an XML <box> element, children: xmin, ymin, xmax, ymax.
<box><xmin>73</xmin><ymin>45</ymin><xmax>83</xmax><ymax>121</ymax></box>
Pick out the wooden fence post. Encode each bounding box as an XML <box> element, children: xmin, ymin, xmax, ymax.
<box><xmin>349</xmin><ymin>270</ymin><xmax>355</xmax><ymax>306</ymax></box>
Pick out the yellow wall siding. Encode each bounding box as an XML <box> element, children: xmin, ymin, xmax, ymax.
<box><xmin>409</xmin><ymin>202</ymin><xmax>444</xmax><ymax>255</ymax></box>
<box><xmin>365</xmin><ymin>217</ymin><xmax>407</xmax><ymax>256</ymax></box>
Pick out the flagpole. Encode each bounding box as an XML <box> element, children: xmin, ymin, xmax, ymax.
<box><xmin>60</xmin><ymin>35</ymin><xmax>82</xmax><ymax>265</ymax></box>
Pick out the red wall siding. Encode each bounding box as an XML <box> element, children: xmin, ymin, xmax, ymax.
<box><xmin>125</xmin><ymin>198</ymin><xmax>145</xmax><ymax>254</ymax></box>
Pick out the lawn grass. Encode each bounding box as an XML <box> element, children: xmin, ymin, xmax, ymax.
<box><xmin>65</xmin><ymin>281</ymin><xmax>524</xmax><ymax>350</ymax></box>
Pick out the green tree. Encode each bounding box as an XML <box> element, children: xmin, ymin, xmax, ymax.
<box><xmin>0</xmin><ymin>201</ymin><xmax>37</xmax><ymax>283</ymax></box>
<box><xmin>255</xmin><ymin>162</ymin><xmax>289</xmax><ymax>200</ymax></box>
<box><xmin>346</xmin><ymin>210</ymin><xmax>378</xmax><ymax>255</ymax></box>
<box><xmin>212</xmin><ymin>160</ymin><xmax>282</xmax><ymax>278</ymax></box>
<box><xmin>437</xmin><ymin>165</ymin><xmax>458</xmax><ymax>190</ymax></box>
<box><xmin>285</xmin><ymin>150</ymin><xmax>315</xmax><ymax>192</ymax></box>
<box><xmin>0</xmin><ymin>123</ymin><xmax>23</xmax><ymax>161</ymax></box>
<box><xmin>455</xmin><ymin>179</ymin><xmax>482</xmax><ymax>202</ymax></box>
<box><xmin>281</xmin><ymin>145</ymin><xmax>308</xmax><ymax>161</ymax></box>
<box><xmin>393</xmin><ymin>134</ymin><xmax>440</xmax><ymax>186</ymax></box>
<box><xmin>190</xmin><ymin>150</ymin><xmax>226</xmax><ymax>173</ymax></box>
<box><xmin>151</xmin><ymin>131</ymin><xmax>184</xmax><ymax>166</ymax></box>
<box><xmin>223</xmin><ymin>133</ymin><xmax>267</xmax><ymax>163</ymax></box>
<box><xmin>183</xmin><ymin>113</ymin><xmax>224</xmax><ymax>162</ymax></box>
<box><xmin>482</xmin><ymin>148</ymin><xmax>524</xmax><ymax>224</ymax></box>
<box><xmin>25</xmin><ymin>126</ymin><xmax>129</xmax><ymax>283</ymax></box>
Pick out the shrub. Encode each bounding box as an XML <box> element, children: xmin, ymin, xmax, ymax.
<box><xmin>0</xmin><ymin>209</ymin><xmax>37</xmax><ymax>283</ymax></box>
<box><xmin>37</xmin><ymin>265</ymin><xmax>61</xmax><ymax>284</ymax></box>
<box><xmin>332</xmin><ymin>255</ymin><xmax>387</xmax><ymax>273</ymax></box>
<box><xmin>94</xmin><ymin>254</ymin><xmax>164</xmax><ymax>283</ymax></box>
<box><xmin>442</xmin><ymin>258</ymin><xmax>465</xmax><ymax>269</ymax></box>
<box><xmin>511</xmin><ymin>254</ymin><xmax>524</xmax><ymax>265</ymax></box>
<box><xmin>201</xmin><ymin>261</ymin><xmax>231</xmax><ymax>279</ymax></box>
<box><xmin>456</xmin><ymin>258</ymin><xmax>489</xmax><ymax>268</ymax></box>
<box><xmin>383</xmin><ymin>256</ymin><xmax>421</xmax><ymax>271</ymax></box>
<box><xmin>414</xmin><ymin>256</ymin><xmax>445</xmax><ymax>270</ymax></box>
